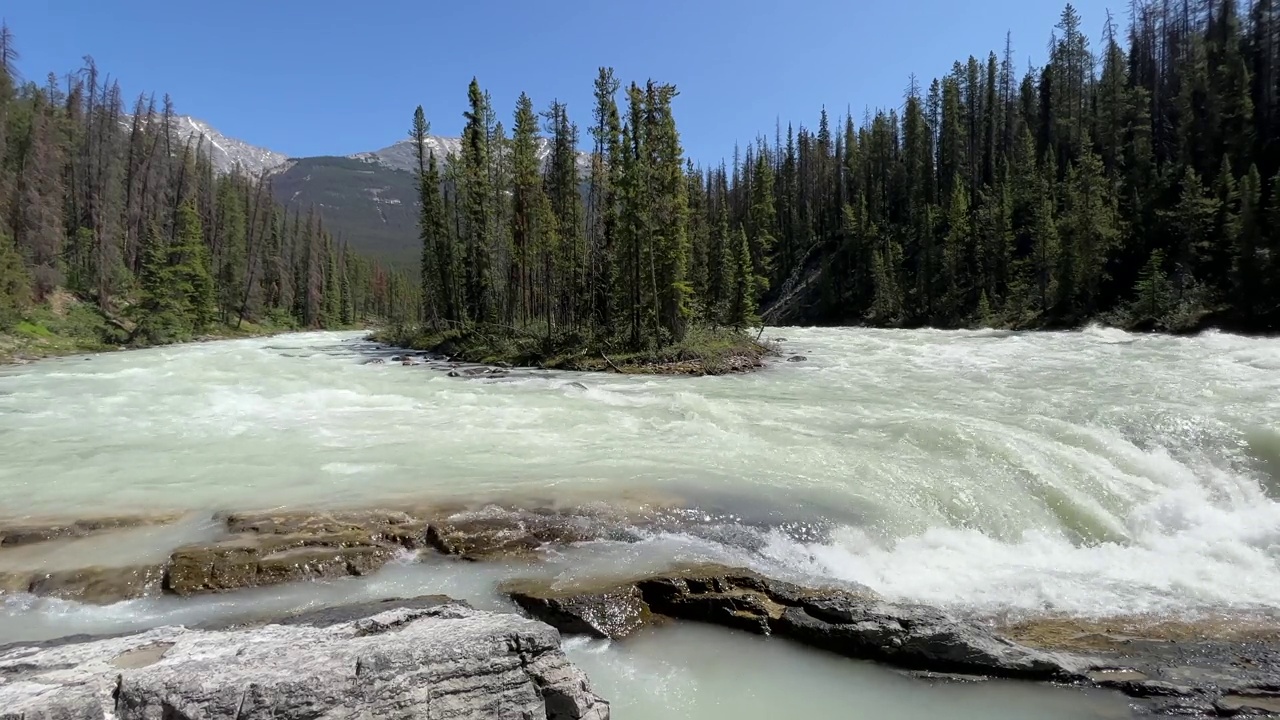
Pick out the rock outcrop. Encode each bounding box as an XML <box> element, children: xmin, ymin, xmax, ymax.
<box><xmin>503</xmin><ymin>566</ymin><xmax>1077</xmax><ymax>680</ymax></box>
<box><xmin>0</xmin><ymin>598</ymin><xmax>609</xmax><ymax>720</ymax></box>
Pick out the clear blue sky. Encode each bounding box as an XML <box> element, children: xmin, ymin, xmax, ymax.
<box><xmin>5</xmin><ymin>0</ymin><xmax>1117</xmax><ymax>164</ymax></box>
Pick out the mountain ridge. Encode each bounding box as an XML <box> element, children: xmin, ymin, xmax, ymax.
<box><xmin>164</xmin><ymin>116</ymin><xmax>590</xmax><ymax>266</ymax></box>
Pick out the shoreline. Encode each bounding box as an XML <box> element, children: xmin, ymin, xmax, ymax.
<box><xmin>2</xmin><ymin>502</ymin><xmax>1277</xmax><ymax>717</ymax></box>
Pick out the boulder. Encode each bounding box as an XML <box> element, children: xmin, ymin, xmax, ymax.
<box><xmin>786</xmin><ymin>355</ymin><xmax>808</xmax><ymax>362</ymax></box>
<box><xmin>0</xmin><ymin>598</ymin><xmax>609</xmax><ymax>720</ymax></box>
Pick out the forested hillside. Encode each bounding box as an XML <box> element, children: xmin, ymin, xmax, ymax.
<box><xmin>0</xmin><ymin>24</ymin><xmax>416</xmax><ymax>360</ymax></box>
<box><xmin>732</xmin><ymin>0</ymin><xmax>1280</xmax><ymax>331</ymax></box>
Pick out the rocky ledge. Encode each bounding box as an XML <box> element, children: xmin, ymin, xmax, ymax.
<box><xmin>0</xmin><ymin>505</ymin><xmax>645</xmax><ymax>604</ymax></box>
<box><xmin>503</xmin><ymin>565</ymin><xmax>1280</xmax><ymax>717</ymax></box>
<box><xmin>0</xmin><ymin>597</ymin><xmax>609</xmax><ymax>720</ymax></box>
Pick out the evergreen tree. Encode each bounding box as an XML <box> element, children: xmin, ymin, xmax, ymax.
<box><xmin>726</xmin><ymin>225</ymin><xmax>757</xmax><ymax>328</ymax></box>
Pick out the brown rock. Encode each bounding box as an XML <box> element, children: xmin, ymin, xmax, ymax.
<box><xmin>426</xmin><ymin>510</ymin><xmax>601</xmax><ymax>561</ymax></box>
<box><xmin>0</xmin><ymin>513</ymin><xmax>182</xmax><ymax>548</ymax></box>
<box><xmin>224</xmin><ymin>509</ymin><xmax>430</xmax><ymax>549</ymax></box>
<box><xmin>504</xmin><ymin>579</ymin><xmax>652</xmax><ymax>640</ymax></box>
<box><xmin>27</xmin><ymin>565</ymin><xmax>166</xmax><ymax>604</ymax></box>
<box><xmin>165</xmin><ymin>530</ymin><xmax>401</xmax><ymax>596</ymax></box>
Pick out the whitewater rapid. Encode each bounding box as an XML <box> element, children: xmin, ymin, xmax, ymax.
<box><xmin>1</xmin><ymin>326</ymin><xmax>1278</xmax><ymax>620</ymax></box>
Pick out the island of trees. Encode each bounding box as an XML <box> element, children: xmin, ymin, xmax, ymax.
<box><xmin>394</xmin><ymin>0</ymin><xmax>1278</xmax><ymax>374</ymax></box>
<box><xmin>0</xmin><ymin>25</ymin><xmax>416</xmax><ymax>362</ymax></box>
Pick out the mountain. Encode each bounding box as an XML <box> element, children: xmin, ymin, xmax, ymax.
<box><xmin>165</xmin><ymin>115</ymin><xmax>591</xmax><ymax>266</ymax></box>
<box><xmin>270</xmin><ymin>156</ymin><xmax>419</xmax><ymax>262</ymax></box>
<box><xmin>167</xmin><ymin>116</ymin><xmax>291</xmax><ymax>177</ymax></box>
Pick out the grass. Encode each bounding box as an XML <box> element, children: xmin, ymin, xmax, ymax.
<box><xmin>372</xmin><ymin>322</ymin><xmax>776</xmax><ymax>376</ymax></box>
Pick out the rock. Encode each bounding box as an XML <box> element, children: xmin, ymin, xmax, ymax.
<box><xmin>504</xmin><ymin>580</ymin><xmax>652</xmax><ymax>639</ymax></box>
<box><xmin>0</xmin><ymin>513</ymin><xmax>182</xmax><ymax>548</ymax></box>
<box><xmin>165</xmin><ymin>510</ymin><xmax>430</xmax><ymax>596</ymax></box>
<box><xmin>567</xmin><ymin>381</ymin><xmax>588</xmax><ymax>391</ymax></box>
<box><xmin>0</xmin><ymin>598</ymin><xmax>610</xmax><ymax>720</ymax></box>
<box><xmin>363</xmin><ymin>358</ymin><xmax>385</xmax><ymax>364</ymax></box>
<box><xmin>427</xmin><ymin>508</ymin><xmax>604</xmax><ymax>561</ymax></box>
<box><xmin>21</xmin><ymin>564</ymin><xmax>166</xmax><ymax>604</ymax></box>
<box><xmin>773</xmin><ymin>337</ymin><xmax>788</xmax><ymax>342</ymax></box>
<box><xmin>786</xmin><ymin>355</ymin><xmax>808</xmax><ymax>362</ymax></box>
<box><xmin>401</xmin><ymin>358</ymin><xmax>417</xmax><ymax>366</ymax></box>
<box><xmin>503</xmin><ymin>565</ymin><xmax>1076</xmax><ymax>681</ymax></box>
<box><xmin>1216</xmin><ymin>692</ymin><xmax>1280</xmax><ymax>716</ymax></box>
<box><xmin>447</xmin><ymin>367</ymin><xmax>490</xmax><ymax>378</ymax></box>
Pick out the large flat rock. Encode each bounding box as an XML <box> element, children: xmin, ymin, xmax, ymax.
<box><xmin>0</xmin><ymin>598</ymin><xmax>609</xmax><ymax>720</ymax></box>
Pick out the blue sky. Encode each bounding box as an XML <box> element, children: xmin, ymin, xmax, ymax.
<box><xmin>6</xmin><ymin>0</ymin><xmax>1117</xmax><ymax>164</ymax></box>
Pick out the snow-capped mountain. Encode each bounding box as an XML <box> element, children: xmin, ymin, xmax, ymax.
<box><xmin>167</xmin><ymin>116</ymin><xmax>292</xmax><ymax>177</ymax></box>
<box><xmin>165</xmin><ymin>115</ymin><xmax>591</xmax><ymax>179</ymax></box>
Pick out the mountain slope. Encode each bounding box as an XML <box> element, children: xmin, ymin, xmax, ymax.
<box><xmin>168</xmin><ymin>115</ymin><xmax>290</xmax><ymax>177</ymax></box>
<box><xmin>171</xmin><ymin>117</ymin><xmax>591</xmax><ymax>265</ymax></box>
<box><xmin>270</xmin><ymin>157</ymin><xmax>419</xmax><ymax>263</ymax></box>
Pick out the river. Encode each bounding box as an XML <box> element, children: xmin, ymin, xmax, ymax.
<box><xmin>2</xmin><ymin>326</ymin><xmax>1278</xmax><ymax>718</ymax></box>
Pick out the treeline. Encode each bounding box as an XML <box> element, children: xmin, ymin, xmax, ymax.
<box><xmin>0</xmin><ymin>24</ymin><xmax>415</xmax><ymax>344</ymax></box>
<box><xmin>725</xmin><ymin>0</ymin><xmax>1280</xmax><ymax>331</ymax></box>
<box><xmin>411</xmin><ymin>0</ymin><xmax>1279</xmax><ymax>346</ymax></box>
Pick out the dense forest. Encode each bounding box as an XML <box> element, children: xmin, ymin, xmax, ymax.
<box><xmin>410</xmin><ymin>0</ymin><xmax>1279</xmax><ymax>352</ymax></box>
<box><xmin>0</xmin><ymin>24</ymin><xmax>415</xmax><ymax>356</ymax></box>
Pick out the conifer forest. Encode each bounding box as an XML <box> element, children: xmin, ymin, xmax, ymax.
<box><xmin>4</xmin><ymin>0</ymin><xmax>1280</xmax><ymax>361</ymax></box>
<box><xmin>0</xmin><ymin>24</ymin><xmax>414</xmax><ymax>351</ymax></box>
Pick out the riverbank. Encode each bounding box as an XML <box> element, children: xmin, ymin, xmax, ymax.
<box><xmin>370</xmin><ymin>323</ymin><xmax>776</xmax><ymax>375</ymax></box>
<box><xmin>0</xmin><ymin>293</ymin><xmax>370</xmax><ymax>366</ymax></box>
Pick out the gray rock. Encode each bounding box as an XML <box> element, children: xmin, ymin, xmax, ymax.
<box><xmin>0</xmin><ymin>600</ymin><xmax>609</xmax><ymax>720</ymax></box>
<box><xmin>786</xmin><ymin>355</ymin><xmax>808</xmax><ymax>362</ymax></box>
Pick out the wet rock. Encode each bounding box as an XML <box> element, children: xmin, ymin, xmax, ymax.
<box><xmin>0</xmin><ymin>513</ymin><xmax>182</xmax><ymax>548</ymax></box>
<box><xmin>363</xmin><ymin>358</ymin><xmax>385</xmax><ymax>364</ymax></box>
<box><xmin>224</xmin><ymin>508</ymin><xmax>431</xmax><ymax>548</ymax></box>
<box><xmin>786</xmin><ymin>355</ymin><xmax>808</xmax><ymax>362</ymax></box>
<box><xmin>503</xmin><ymin>565</ymin><xmax>1077</xmax><ymax>682</ymax></box>
<box><xmin>447</xmin><ymin>367</ymin><xmax>492</xmax><ymax>378</ymax></box>
<box><xmin>1007</xmin><ymin>616</ymin><xmax>1280</xmax><ymax>715</ymax></box>
<box><xmin>165</xmin><ymin>510</ymin><xmax>431</xmax><ymax>596</ymax></box>
<box><xmin>401</xmin><ymin>358</ymin><xmax>418</xmax><ymax>366</ymax></box>
<box><xmin>1216</xmin><ymin>691</ymin><xmax>1280</xmax><ymax>716</ymax></box>
<box><xmin>504</xmin><ymin>580</ymin><xmax>651</xmax><ymax>640</ymax></box>
<box><xmin>426</xmin><ymin>509</ymin><xmax>602</xmax><ymax>561</ymax></box>
<box><xmin>23</xmin><ymin>564</ymin><xmax>166</xmax><ymax>604</ymax></box>
<box><xmin>773</xmin><ymin>337</ymin><xmax>788</xmax><ymax>342</ymax></box>
<box><xmin>567</xmin><ymin>381</ymin><xmax>588</xmax><ymax>391</ymax></box>
<box><xmin>0</xmin><ymin>598</ymin><xmax>610</xmax><ymax>720</ymax></box>
<box><xmin>165</xmin><ymin>535</ymin><xmax>395</xmax><ymax>596</ymax></box>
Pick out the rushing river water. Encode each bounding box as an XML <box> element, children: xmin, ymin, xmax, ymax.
<box><xmin>2</xmin><ymin>326</ymin><xmax>1279</xmax><ymax>718</ymax></box>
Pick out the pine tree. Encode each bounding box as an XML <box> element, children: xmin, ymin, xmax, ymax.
<box><xmin>460</xmin><ymin>78</ymin><xmax>494</xmax><ymax>324</ymax></box>
<box><xmin>726</xmin><ymin>225</ymin><xmax>757</xmax><ymax>328</ymax></box>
